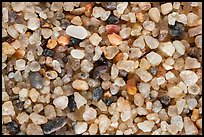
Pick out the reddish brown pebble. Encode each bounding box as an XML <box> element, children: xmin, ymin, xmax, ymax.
<box><xmin>85</xmin><ymin>3</ymin><xmax>93</xmax><ymax>17</ymax></box>
<box><xmin>105</xmin><ymin>25</ymin><xmax>120</xmax><ymax>34</ymax></box>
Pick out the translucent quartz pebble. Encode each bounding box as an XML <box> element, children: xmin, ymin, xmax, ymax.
<box><xmin>53</xmin><ymin>96</ymin><xmax>68</xmax><ymax>110</ymax></box>
<box><xmin>27</xmin><ymin>18</ymin><xmax>40</xmax><ymax>31</ymax></box>
<box><xmin>143</xmin><ymin>21</ymin><xmax>155</xmax><ymax>31</ymax></box>
<box><xmin>71</xmin><ymin>49</ymin><xmax>85</xmax><ymax>59</ymax></box>
<box><xmin>50</xmin><ymin>2</ymin><xmax>63</xmax><ymax>11</ymax></box>
<box><xmin>138</xmin><ymin>83</ymin><xmax>150</xmax><ymax>98</ymax></box>
<box><xmin>146</xmin><ymin>51</ymin><xmax>162</xmax><ymax>66</ymax></box>
<box><xmin>30</xmin><ymin>61</ymin><xmax>41</xmax><ymax>72</ymax></box>
<box><xmin>11</xmin><ymin>2</ymin><xmax>25</xmax><ymax>12</ymax></box>
<box><xmin>15</xmin><ymin>59</ymin><xmax>26</xmax><ymax>71</ymax></box>
<box><xmin>119</xmin><ymin>27</ymin><xmax>131</xmax><ymax>39</ymax></box>
<box><xmin>29</xmin><ymin>113</ymin><xmax>48</xmax><ymax>125</ymax></box>
<box><xmin>26</xmin><ymin>123</ymin><xmax>43</xmax><ymax>135</ymax></box>
<box><xmin>184</xmin><ymin>57</ymin><xmax>201</xmax><ymax>69</ymax></box>
<box><xmin>171</xmin><ymin>115</ymin><xmax>183</xmax><ymax>131</ymax></box>
<box><xmin>168</xmin><ymin>86</ymin><xmax>183</xmax><ymax>98</ymax></box>
<box><xmin>92</xmin><ymin>7</ymin><xmax>106</xmax><ymax>18</ymax></box>
<box><xmin>138</xmin><ymin>2</ymin><xmax>151</xmax><ymax>11</ymax></box>
<box><xmin>83</xmin><ymin>107</ymin><xmax>97</xmax><ymax>122</ymax></box>
<box><xmin>14</xmin><ymin>24</ymin><xmax>27</xmax><ymax>34</ymax></box>
<box><xmin>135</xmin><ymin>68</ymin><xmax>153</xmax><ymax>82</ymax></box>
<box><xmin>137</xmin><ymin>120</ymin><xmax>155</xmax><ymax>132</ymax></box>
<box><xmin>2</xmin><ymin>8</ymin><xmax>8</xmax><ymax>22</ymax></box>
<box><xmin>81</xmin><ymin>59</ymin><xmax>93</xmax><ymax>73</ymax></box>
<box><xmin>107</xmin><ymin>33</ymin><xmax>122</xmax><ymax>46</ymax></box>
<box><xmin>72</xmin><ymin>80</ymin><xmax>89</xmax><ymax>91</ymax></box>
<box><xmin>187</xmin><ymin>13</ymin><xmax>199</xmax><ymax>26</ymax></box>
<box><xmin>195</xmin><ymin>35</ymin><xmax>202</xmax><ymax>48</ymax></box>
<box><xmin>148</xmin><ymin>8</ymin><xmax>160</xmax><ymax>23</ymax></box>
<box><xmin>172</xmin><ymin>40</ymin><xmax>185</xmax><ymax>55</ymax></box>
<box><xmin>188</xmin><ymin>26</ymin><xmax>202</xmax><ymax>37</ymax></box>
<box><xmin>114</xmin><ymin>77</ymin><xmax>125</xmax><ymax>87</ymax></box>
<box><xmin>44</xmin><ymin>105</ymin><xmax>56</xmax><ymax>120</ymax></box>
<box><xmin>98</xmin><ymin>114</ymin><xmax>111</xmax><ymax>134</ymax></box>
<box><xmin>93</xmin><ymin>46</ymin><xmax>103</xmax><ymax>61</ymax></box>
<box><xmin>117</xmin><ymin>2</ymin><xmax>128</xmax><ymax>14</ymax></box>
<box><xmin>104</xmin><ymin>46</ymin><xmax>119</xmax><ymax>59</ymax></box>
<box><xmin>180</xmin><ymin>70</ymin><xmax>198</xmax><ymax>86</ymax></box>
<box><xmin>188</xmin><ymin>84</ymin><xmax>200</xmax><ymax>95</ymax></box>
<box><xmin>89</xmin><ymin>33</ymin><xmax>102</xmax><ymax>46</ymax></box>
<box><xmin>71</xmin><ymin>16</ymin><xmax>82</xmax><ymax>26</ymax></box>
<box><xmin>184</xmin><ymin>117</ymin><xmax>198</xmax><ymax>135</ymax></box>
<box><xmin>16</xmin><ymin>112</ymin><xmax>29</xmax><ymax>124</ymax></box>
<box><xmin>66</xmin><ymin>25</ymin><xmax>88</xmax><ymax>40</ymax></box>
<box><xmin>74</xmin><ymin>122</ymin><xmax>88</xmax><ymax>134</ymax></box>
<box><xmin>111</xmin><ymin>64</ymin><xmax>119</xmax><ymax>80</ymax></box>
<box><xmin>132</xmin><ymin>36</ymin><xmax>145</xmax><ymax>49</ymax></box>
<box><xmin>41</xmin><ymin>29</ymin><xmax>52</xmax><ymax>39</ymax></box>
<box><xmin>144</xmin><ymin>35</ymin><xmax>159</xmax><ymax>49</ymax></box>
<box><xmin>88</xmin><ymin>123</ymin><xmax>98</xmax><ymax>135</ymax></box>
<box><xmin>2</xmin><ymin>101</ymin><xmax>15</xmax><ymax>116</ymax></box>
<box><xmin>161</xmin><ymin>3</ymin><xmax>172</xmax><ymax>15</ymax></box>
<box><xmin>159</xmin><ymin>42</ymin><xmax>175</xmax><ymax>57</ymax></box>
<box><xmin>117</xmin><ymin>60</ymin><xmax>135</xmax><ymax>72</ymax></box>
<box><xmin>63</xmin><ymin>2</ymin><xmax>74</xmax><ymax>11</ymax></box>
<box><xmin>74</xmin><ymin>92</ymin><xmax>87</xmax><ymax>109</ymax></box>
<box><xmin>7</xmin><ymin>25</ymin><xmax>19</xmax><ymax>39</ymax></box>
<box><xmin>52</xmin><ymin>60</ymin><xmax>61</xmax><ymax>73</ymax></box>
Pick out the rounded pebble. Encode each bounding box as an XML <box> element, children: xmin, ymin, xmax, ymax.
<box><xmin>27</xmin><ymin>18</ymin><xmax>40</xmax><ymax>31</ymax></box>
<box><xmin>180</xmin><ymin>70</ymin><xmax>198</xmax><ymax>86</ymax></box>
<box><xmin>66</xmin><ymin>25</ymin><xmax>88</xmax><ymax>40</ymax></box>
<box><xmin>83</xmin><ymin>107</ymin><xmax>97</xmax><ymax>122</ymax></box>
<box><xmin>149</xmin><ymin>8</ymin><xmax>161</xmax><ymax>23</ymax></box>
<box><xmin>53</xmin><ymin>96</ymin><xmax>68</xmax><ymax>110</ymax></box>
<box><xmin>71</xmin><ymin>49</ymin><xmax>85</xmax><ymax>59</ymax></box>
<box><xmin>137</xmin><ymin>120</ymin><xmax>155</xmax><ymax>132</ymax></box>
<box><xmin>30</xmin><ymin>61</ymin><xmax>41</xmax><ymax>72</ymax></box>
<box><xmin>72</xmin><ymin>79</ymin><xmax>89</xmax><ymax>91</ymax></box>
<box><xmin>29</xmin><ymin>72</ymin><xmax>43</xmax><ymax>89</ymax></box>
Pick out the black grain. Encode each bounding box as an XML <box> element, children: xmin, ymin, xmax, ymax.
<box><xmin>43</xmin><ymin>117</ymin><xmax>67</xmax><ymax>134</ymax></box>
<box><xmin>6</xmin><ymin>121</ymin><xmax>20</xmax><ymax>135</ymax></box>
<box><xmin>68</xmin><ymin>37</ymin><xmax>82</xmax><ymax>46</ymax></box>
<box><xmin>68</xmin><ymin>95</ymin><xmax>76</xmax><ymax>112</ymax></box>
<box><xmin>169</xmin><ymin>22</ymin><xmax>185</xmax><ymax>39</ymax></box>
<box><xmin>42</xmin><ymin>49</ymin><xmax>55</xmax><ymax>57</ymax></box>
<box><xmin>159</xmin><ymin>95</ymin><xmax>171</xmax><ymax>107</ymax></box>
<box><xmin>106</xmin><ymin>14</ymin><xmax>119</xmax><ymax>24</ymax></box>
<box><xmin>92</xmin><ymin>87</ymin><xmax>104</xmax><ymax>101</ymax></box>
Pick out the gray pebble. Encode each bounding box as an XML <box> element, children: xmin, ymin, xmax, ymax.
<box><xmin>29</xmin><ymin>72</ymin><xmax>43</xmax><ymax>89</ymax></box>
<box><xmin>101</xmin><ymin>2</ymin><xmax>117</xmax><ymax>10</ymax></box>
<box><xmin>159</xmin><ymin>95</ymin><xmax>171</xmax><ymax>107</ymax></box>
<box><xmin>43</xmin><ymin>117</ymin><xmax>67</xmax><ymax>134</ymax></box>
<box><xmin>92</xmin><ymin>86</ymin><xmax>104</xmax><ymax>101</ymax></box>
<box><xmin>150</xmin><ymin>67</ymin><xmax>158</xmax><ymax>76</ymax></box>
